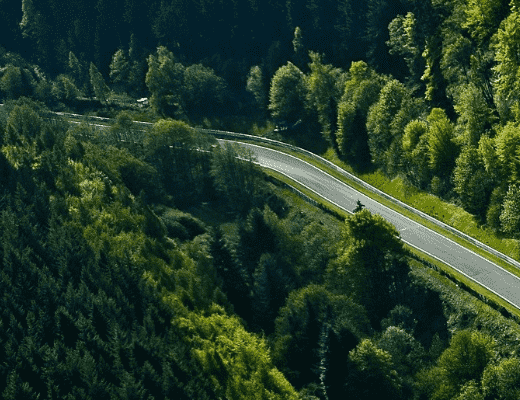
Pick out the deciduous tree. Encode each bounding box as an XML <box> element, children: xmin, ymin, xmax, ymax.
<box><xmin>366</xmin><ymin>79</ymin><xmax>409</xmax><ymax>173</ymax></box>
<box><xmin>452</xmin><ymin>146</ymin><xmax>493</xmax><ymax>218</ymax></box>
<box><xmin>345</xmin><ymin>338</ymin><xmax>402</xmax><ymax>400</ymax></box>
<box><xmin>246</xmin><ymin>65</ymin><xmax>266</xmax><ymax>112</ymax></box>
<box><xmin>453</xmin><ymin>83</ymin><xmax>495</xmax><ymax>146</ymax></box>
<box><xmin>492</xmin><ymin>11</ymin><xmax>520</xmax><ymax>122</ymax></box>
<box><xmin>182</xmin><ymin>64</ymin><xmax>228</xmax><ymax>116</ymax></box>
<box><xmin>326</xmin><ymin>209</ymin><xmax>408</xmax><ymax>321</ymax></box>
<box><xmin>495</xmin><ymin>122</ymin><xmax>520</xmax><ymax>182</ymax></box>
<box><xmin>268</xmin><ymin>62</ymin><xmax>306</xmax><ymax>124</ymax></box>
<box><xmin>426</xmin><ymin>108</ymin><xmax>459</xmax><ymax>181</ymax></box>
<box><xmin>336</xmin><ymin>61</ymin><xmax>383</xmax><ymax>169</ymax></box>
<box><xmin>500</xmin><ymin>184</ymin><xmax>520</xmax><ymax>237</ymax></box>
<box><xmin>145</xmin><ymin>46</ymin><xmax>185</xmax><ymax>117</ymax></box>
<box><xmin>482</xmin><ymin>357</ymin><xmax>520</xmax><ymax>400</ymax></box>
<box><xmin>306</xmin><ymin>52</ymin><xmax>341</xmax><ymax>147</ymax></box>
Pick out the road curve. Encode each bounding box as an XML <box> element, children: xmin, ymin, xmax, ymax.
<box><xmin>222</xmin><ymin>139</ymin><xmax>520</xmax><ymax>310</ymax></box>
<box><xmin>6</xmin><ymin>101</ymin><xmax>516</xmax><ymax>310</ymax></box>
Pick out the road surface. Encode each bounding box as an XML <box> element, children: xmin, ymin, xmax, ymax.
<box><xmin>224</xmin><ymin>139</ymin><xmax>520</xmax><ymax>310</ymax></box>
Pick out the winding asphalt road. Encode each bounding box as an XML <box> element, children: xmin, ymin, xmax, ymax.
<box><xmin>6</xmin><ymin>101</ymin><xmax>518</xmax><ymax>310</ymax></box>
<box><xmin>222</xmin><ymin>139</ymin><xmax>520</xmax><ymax>310</ymax></box>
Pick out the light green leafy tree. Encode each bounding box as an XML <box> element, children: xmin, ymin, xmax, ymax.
<box><xmin>462</xmin><ymin>0</ymin><xmax>508</xmax><ymax>43</ymax></box>
<box><xmin>292</xmin><ymin>26</ymin><xmax>306</xmax><ymax>70</ymax></box>
<box><xmin>378</xmin><ymin>326</ymin><xmax>426</xmax><ymax>377</ymax></box>
<box><xmin>306</xmin><ymin>52</ymin><xmax>342</xmax><ymax>147</ymax></box>
<box><xmin>416</xmin><ymin>329</ymin><xmax>495</xmax><ymax>400</ymax></box>
<box><xmin>426</xmin><ymin>108</ymin><xmax>459</xmax><ymax>181</ymax></box>
<box><xmin>492</xmin><ymin>11</ymin><xmax>520</xmax><ymax>122</ymax></box>
<box><xmin>500</xmin><ymin>184</ymin><xmax>520</xmax><ymax>237</ymax></box>
<box><xmin>478</xmin><ymin>134</ymin><xmax>500</xmax><ymax>180</ymax></box>
<box><xmin>422</xmin><ymin>35</ymin><xmax>445</xmax><ymax>104</ymax></box>
<box><xmin>345</xmin><ymin>338</ymin><xmax>402</xmax><ymax>400</ymax></box>
<box><xmin>144</xmin><ymin>118</ymin><xmax>194</xmax><ymax>153</ymax></box>
<box><xmin>481</xmin><ymin>357</ymin><xmax>520</xmax><ymax>400</ymax></box>
<box><xmin>51</xmin><ymin>74</ymin><xmax>80</xmax><ymax>102</ymax></box>
<box><xmin>145</xmin><ymin>46</ymin><xmax>185</xmax><ymax>116</ymax></box>
<box><xmin>246</xmin><ymin>65</ymin><xmax>266</xmax><ymax>112</ymax></box>
<box><xmin>176</xmin><ymin>306</ymin><xmax>300</xmax><ymax>400</ymax></box>
<box><xmin>268</xmin><ymin>62</ymin><xmax>306</xmax><ymax>124</ymax></box>
<box><xmin>440</xmin><ymin>33</ymin><xmax>473</xmax><ymax>100</ymax></box>
<box><xmin>453</xmin><ymin>83</ymin><xmax>495</xmax><ymax>146</ymax></box>
<box><xmin>0</xmin><ymin>64</ymin><xmax>24</xmax><ymax>99</ymax></box>
<box><xmin>89</xmin><ymin>62</ymin><xmax>110</xmax><ymax>105</ymax></box>
<box><xmin>453</xmin><ymin>380</ymin><xmax>484</xmax><ymax>400</ymax></box>
<box><xmin>68</xmin><ymin>51</ymin><xmax>88</xmax><ymax>93</ymax></box>
<box><xmin>326</xmin><ymin>208</ymin><xmax>408</xmax><ymax>321</ymax></box>
<box><xmin>366</xmin><ymin>79</ymin><xmax>410</xmax><ymax>173</ymax></box>
<box><xmin>387</xmin><ymin>12</ymin><xmax>422</xmax><ymax>83</ymax></box>
<box><xmin>452</xmin><ymin>145</ymin><xmax>493</xmax><ymax>217</ymax></box>
<box><xmin>336</xmin><ymin>61</ymin><xmax>384</xmax><ymax>168</ymax></box>
<box><xmin>402</xmin><ymin>119</ymin><xmax>432</xmax><ymax>188</ymax></box>
<box><xmin>495</xmin><ymin>122</ymin><xmax>520</xmax><ymax>182</ymax></box>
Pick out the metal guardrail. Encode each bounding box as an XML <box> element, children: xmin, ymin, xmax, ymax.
<box><xmin>198</xmin><ymin>128</ymin><xmax>520</xmax><ymax>270</ymax></box>
<box><xmin>3</xmin><ymin>100</ymin><xmax>516</xmax><ymax>269</ymax></box>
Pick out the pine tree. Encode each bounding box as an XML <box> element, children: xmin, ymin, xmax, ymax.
<box><xmin>89</xmin><ymin>62</ymin><xmax>110</xmax><ymax>104</ymax></box>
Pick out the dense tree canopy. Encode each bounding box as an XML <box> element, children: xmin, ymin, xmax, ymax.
<box><xmin>4</xmin><ymin>1</ymin><xmax>520</xmax><ymax>397</ymax></box>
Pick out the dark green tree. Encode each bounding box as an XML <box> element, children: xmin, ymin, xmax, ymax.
<box><xmin>326</xmin><ymin>209</ymin><xmax>408</xmax><ymax>323</ymax></box>
<box><xmin>182</xmin><ymin>64</ymin><xmax>229</xmax><ymax>116</ymax></box>
<box><xmin>336</xmin><ymin>61</ymin><xmax>383</xmax><ymax>169</ymax></box>
<box><xmin>89</xmin><ymin>62</ymin><xmax>110</xmax><ymax>104</ymax></box>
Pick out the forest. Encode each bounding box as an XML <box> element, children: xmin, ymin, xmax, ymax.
<box><xmin>1</xmin><ymin>0</ymin><xmax>520</xmax><ymax>399</ymax></box>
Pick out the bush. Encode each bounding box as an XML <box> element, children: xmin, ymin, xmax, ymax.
<box><xmin>159</xmin><ymin>208</ymin><xmax>207</xmax><ymax>241</ymax></box>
